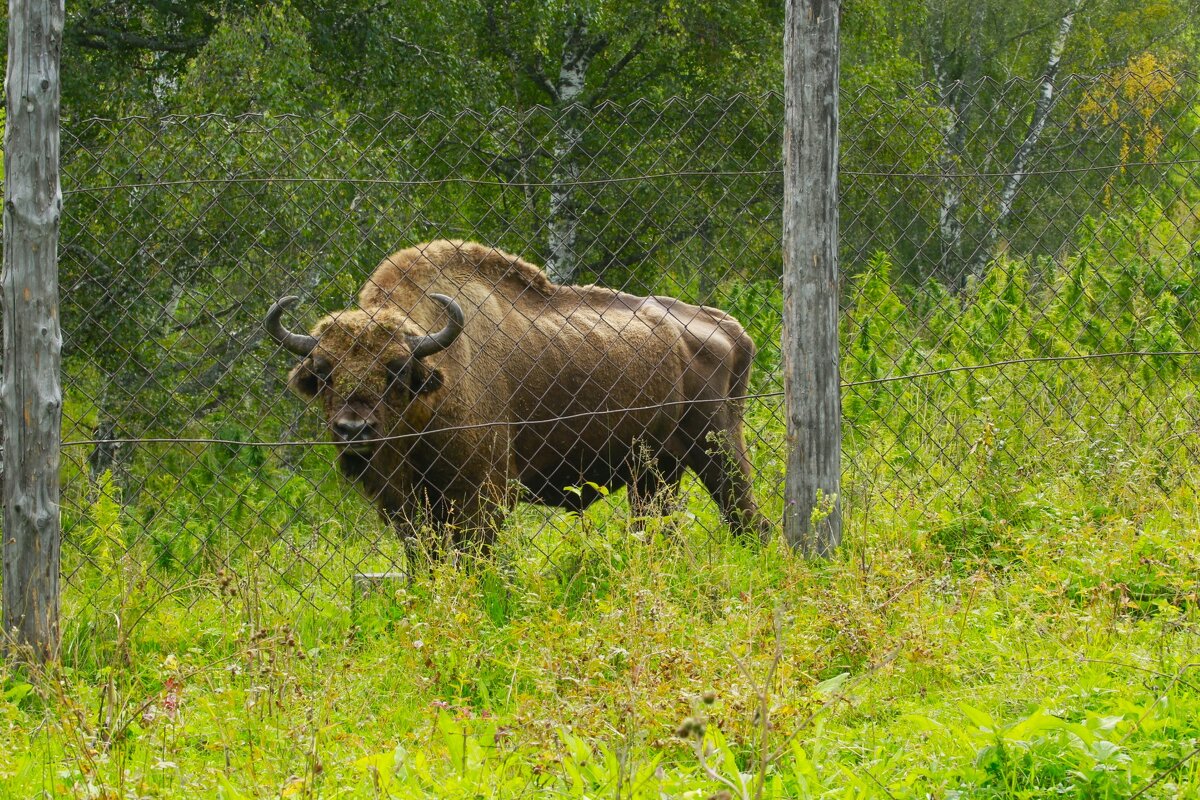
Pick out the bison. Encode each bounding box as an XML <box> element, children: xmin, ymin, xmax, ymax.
<box><xmin>266</xmin><ymin>240</ymin><xmax>769</xmax><ymax>559</ymax></box>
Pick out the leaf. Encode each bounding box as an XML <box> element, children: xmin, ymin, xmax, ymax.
<box><xmin>958</xmin><ymin>703</ymin><xmax>997</xmax><ymax>731</ymax></box>
<box><xmin>353</xmin><ymin>750</ymin><xmax>395</xmax><ymax>791</ymax></box>
<box><xmin>814</xmin><ymin>671</ymin><xmax>850</xmax><ymax>696</ymax></box>
<box><xmin>790</xmin><ymin>739</ymin><xmax>821</xmax><ymax>783</ymax></box>
<box><xmin>280</xmin><ymin>776</ymin><xmax>305</xmax><ymax>797</ymax></box>
<box><xmin>1090</xmin><ymin>739</ymin><xmax>1130</xmax><ymax>765</ymax></box>
<box><xmin>899</xmin><ymin>713</ymin><xmax>946</xmax><ymax>733</ymax></box>
<box><xmin>438</xmin><ymin>712</ymin><xmax>465</xmax><ymax>772</ymax></box>
<box><xmin>836</xmin><ymin>763</ymin><xmax>872</xmax><ymax>792</ymax></box>
<box><xmin>1091</xmin><ymin>714</ymin><xmax>1124</xmax><ymax>732</ymax></box>
<box><xmin>632</xmin><ymin>753</ymin><xmax>664</xmax><ymax>791</ymax></box>
<box><xmin>3</xmin><ymin>682</ymin><xmax>34</xmax><ymax>703</ymax></box>
<box><xmin>215</xmin><ymin>773</ymin><xmax>250</xmax><ymax>800</ymax></box>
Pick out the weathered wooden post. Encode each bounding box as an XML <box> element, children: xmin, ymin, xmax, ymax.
<box><xmin>3</xmin><ymin>0</ymin><xmax>65</xmax><ymax>660</ymax></box>
<box><xmin>782</xmin><ymin>0</ymin><xmax>841</xmax><ymax>557</ymax></box>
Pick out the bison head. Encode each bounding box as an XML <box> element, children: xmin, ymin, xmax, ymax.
<box><xmin>265</xmin><ymin>294</ymin><xmax>463</xmax><ymax>460</ymax></box>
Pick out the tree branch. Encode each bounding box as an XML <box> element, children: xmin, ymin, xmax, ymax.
<box><xmin>589</xmin><ymin>33</ymin><xmax>649</xmax><ymax>103</ymax></box>
<box><xmin>74</xmin><ymin>26</ymin><xmax>206</xmax><ymax>54</ymax></box>
<box><xmin>484</xmin><ymin>2</ymin><xmax>560</xmax><ymax>102</ymax></box>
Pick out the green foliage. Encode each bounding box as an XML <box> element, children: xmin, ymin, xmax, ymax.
<box><xmin>173</xmin><ymin>2</ymin><xmax>336</xmax><ymax>116</ymax></box>
<box><xmin>19</xmin><ymin>4</ymin><xmax>1200</xmax><ymax>797</ymax></box>
<box><xmin>11</xmin><ymin>448</ymin><xmax>1200</xmax><ymax>798</ymax></box>
<box><xmin>22</xmin><ymin>212</ymin><xmax>1200</xmax><ymax>792</ymax></box>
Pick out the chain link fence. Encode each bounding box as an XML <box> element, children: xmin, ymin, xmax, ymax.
<box><xmin>38</xmin><ymin>69</ymin><xmax>1200</xmax><ymax>631</ymax></box>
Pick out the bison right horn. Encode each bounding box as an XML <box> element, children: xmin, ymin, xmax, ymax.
<box><xmin>406</xmin><ymin>293</ymin><xmax>464</xmax><ymax>358</ymax></box>
<box><xmin>265</xmin><ymin>296</ymin><xmax>319</xmax><ymax>356</ymax></box>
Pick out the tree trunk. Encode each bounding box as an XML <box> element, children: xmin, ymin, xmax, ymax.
<box><xmin>544</xmin><ymin>21</ymin><xmax>596</xmax><ymax>285</ymax></box>
<box><xmin>782</xmin><ymin>0</ymin><xmax>842</xmax><ymax>557</ymax></box>
<box><xmin>933</xmin><ymin>56</ymin><xmax>972</xmax><ymax>287</ymax></box>
<box><xmin>3</xmin><ymin>0</ymin><xmax>65</xmax><ymax>662</ymax></box>
<box><xmin>87</xmin><ymin>385</ymin><xmax>121</xmax><ymax>480</ymax></box>
<box><xmin>969</xmin><ymin>0</ymin><xmax>1080</xmax><ymax>280</ymax></box>
<box><xmin>928</xmin><ymin>0</ymin><xmax>985</xmax><ymax>290</ymax></box>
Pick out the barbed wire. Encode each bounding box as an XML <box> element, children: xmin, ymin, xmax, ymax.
<box><xmin>843</xmin><ymin>350</ymin><xmax>1200</xmax><ymax>387</ymax></box>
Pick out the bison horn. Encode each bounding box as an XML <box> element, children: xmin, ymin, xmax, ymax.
<box><xmin>265</xmin><ymin>296</ymin><xmax>319</xmax><ymax>356</ymax></box>
<box><xmin>406</xmin><ymin>293</ymin><xmax>464</xmax><ymax>358</ymax></box>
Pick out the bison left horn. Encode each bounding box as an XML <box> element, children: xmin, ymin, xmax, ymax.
<box><xmin>407</xmin><ymin>294</ymin><xmax>464</xmax><ymax>358</ymax></box>
<box><xmin>265</xmin><ymin>296</ymin><xmax>319</xmax><ymax>356</ymax></box>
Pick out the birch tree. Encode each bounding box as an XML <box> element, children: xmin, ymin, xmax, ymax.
<box><xmin>483</xmin><ymin>1</ymin><xmax>669</xmax><ymax>284</ymax></box>
<box><xmin>477</xmin><ymin>0</ymin><xmax>779</xmax><ymax>284</ymax></box>
<box><xmin>966</xmin><ymin>0</ymin><xmax>1081</xmax><ymax>280</ymax></box>
<box><xmin>914</xmin><ymin>0</ymin><xmax>1195</xmax><ymax>286</ymax></box>
<box><xmin>485</xmin><ymin>5</ymin><xmax>608</xmax><ymax>283</ymax></box>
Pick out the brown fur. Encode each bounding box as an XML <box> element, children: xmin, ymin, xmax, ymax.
<box><xmin>284</xmin><ymin>240</ymin><xmax>769</xmax><ymax>556</ymax></box>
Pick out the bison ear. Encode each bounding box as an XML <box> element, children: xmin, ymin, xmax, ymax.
<box><xmin>410</xmin><ymin>361</ymin><xmax>444</xmax><ymax>395</ymax></box>
<box><xmin>287</xmin><ymin>360</ymin><xmax>322</xmax><ymax>400</ymax></box>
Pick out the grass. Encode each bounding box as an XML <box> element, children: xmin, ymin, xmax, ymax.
<box><xmin>8</xmin><ymin>241</ymin><xmax>1200</xmax><ymax>797</ymax></box>
<box><xmin>4</xmin><ymin>368</ymin><xmax>1200</xmax><ymax>800</ymax></box>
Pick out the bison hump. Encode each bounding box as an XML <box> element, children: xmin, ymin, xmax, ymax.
<box><xmin>366</xmin><ymin>240</ymin><xmax>556</xmax><ymax>303</ymax></box>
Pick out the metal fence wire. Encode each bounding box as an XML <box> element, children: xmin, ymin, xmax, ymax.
<box><xmin>37</xmin><ymin>70</ymin><xmax>1200</xmax><ymax>622</ymax></box>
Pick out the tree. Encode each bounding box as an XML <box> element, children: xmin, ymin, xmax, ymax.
<box><xmin>908</xmin><ymin>0</ymin><xmax>1198</xmax><ymax>285</ymax></box>
<box><xmin>58</xmin><ymin>0</ymin><xmax>267</xmax><ymax>120</ymax></box>
<box><xmin>301</xmin><ymin>0</ymin><xmax>782</xmax><ymax>284</ymax></box>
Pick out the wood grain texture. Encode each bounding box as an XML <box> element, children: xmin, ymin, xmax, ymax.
<box><xmin>3</xmin><ymin>0</ymin><xmax>65</xmax><ymax>660</ymax></box>
<box><xmin>782</xmin><ymin>0</ymin><xmax>842</xmax><ymax>557</ymax></box>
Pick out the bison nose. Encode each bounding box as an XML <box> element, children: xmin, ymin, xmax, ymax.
<box><xmin>332</xmin><ymin>418</ymin><xmax>369</xmax><ymax>442</ymax></box>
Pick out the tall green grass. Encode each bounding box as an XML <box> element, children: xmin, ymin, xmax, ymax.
<box><xmin>6</xmin><ymin>235</ymin><xmax>1200</xmax><ymax>797</ymax></box>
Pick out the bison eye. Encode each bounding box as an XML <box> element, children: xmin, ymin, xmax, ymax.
<box><xmin>385</xmin><ymin>358</ymin><xmax>442</xmax><ymax>395</ymax></box>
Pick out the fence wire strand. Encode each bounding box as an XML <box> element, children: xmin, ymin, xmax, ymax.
<box><xmin>57</xmin><ymin>349</ymin><xmax>1200</xmax><ymax>448</ymax></box>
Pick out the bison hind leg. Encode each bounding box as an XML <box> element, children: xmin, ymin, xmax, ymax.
<box><xmin>687</xmin><ymin>429</ymin><xmax>771</xmax><ymax>544</ymax></box>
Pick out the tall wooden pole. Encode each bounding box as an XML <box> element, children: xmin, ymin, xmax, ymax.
<box><xmin>3</xmin><ymin>0</ymin><xmax>65</xmax><ymax>661</ymax></box>
<box><xmin>782</xmin><ymin>0</ymin><xmax>841</xmax><ymax>557</ymax></box>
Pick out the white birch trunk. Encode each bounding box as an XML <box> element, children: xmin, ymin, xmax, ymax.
<box><xmin>933</xmin><ymin>55</ymin><xmax>970</xmax><ymax>286</ymax></box>
<box><xmin>970</xmin><ymin>0</ymin><xmax>1080</xmax><ymax>279</ymax></box>
<box><xmin>545</xmin><ymin>23</ymin><xmax>594</xmax><ymax>285</ymax></box>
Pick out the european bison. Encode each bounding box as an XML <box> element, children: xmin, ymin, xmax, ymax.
<box><xmin>266</xmin><ymin>240</ymin><xmax>768</xmax><ymax>558</ymax></box>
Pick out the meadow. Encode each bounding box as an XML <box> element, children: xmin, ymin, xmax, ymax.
<box><xmin>4</xmin><ymin>240</ymin><xmax>1200</xmax><ymax>799</ymax></box>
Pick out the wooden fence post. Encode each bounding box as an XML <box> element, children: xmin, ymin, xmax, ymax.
<box><xmin>782</xmin><ymin>0</ymin><xmax>842</xmax><ymax>557</ymax></box>
<box><xmin>3</xmin><ymin>0</ymin><xmax>65</xmax><ymax>661</ymax></box>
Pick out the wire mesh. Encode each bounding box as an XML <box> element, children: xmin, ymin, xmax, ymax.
<box><xmin>29</xmin><ymin>69</ymin><xmax>1200</xmax><ymax>624</ymax></box>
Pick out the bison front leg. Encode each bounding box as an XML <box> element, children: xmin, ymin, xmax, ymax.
<box><xmin>388</xmin><ymin>494</ymin><xmax>490</xmax><ymax>572</ymax></box>
<box><xmin>383</xmin><ymin>506</ymin><xmax>434</xmax><ymax>581</ymax></box>
<box><xmin>412</xmin><ymin>428</ymin><xmax>514</xmax><ymax>563</ymax></box>
<box><xmin>438</xmin><ymin>487</ymin><xmax>509</xmax><ymax>563</ymax></box>
<box><xmin>453</xmin><ymin>500</ymin><xmax>500</xmax><ymax>556</ymax></box>
<box><xmin>437</xmin><ymin>462</ymin><xmax>515</xmax><ymax>562</ymax></box>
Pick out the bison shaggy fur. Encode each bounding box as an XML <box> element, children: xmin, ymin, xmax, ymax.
<box><xmin>269</xmin><ymin>240</ymin><xmax>769</xmax><ymax>558</ymax></box>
